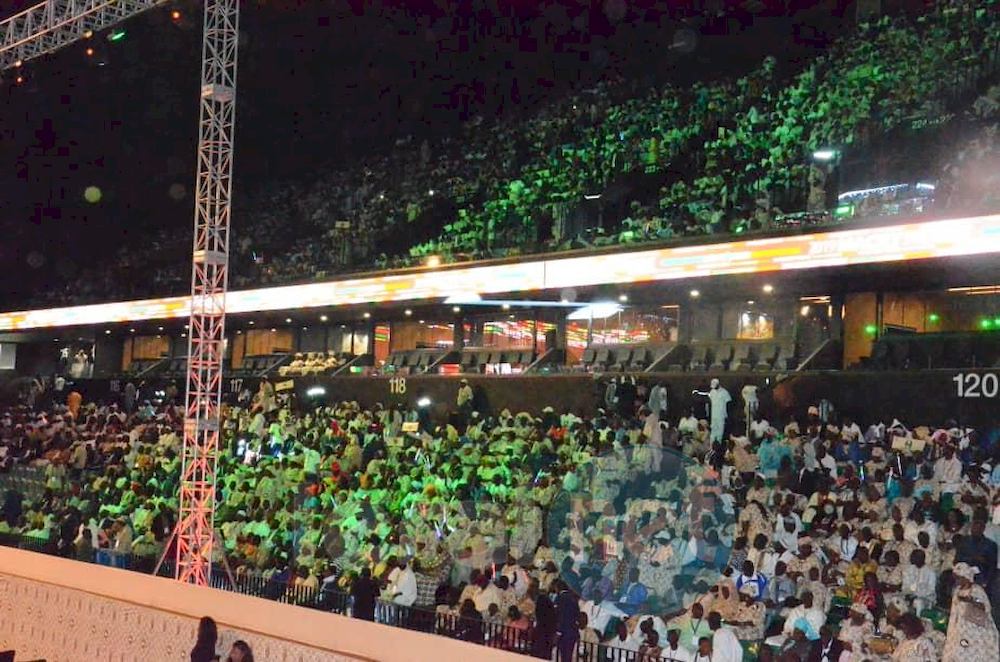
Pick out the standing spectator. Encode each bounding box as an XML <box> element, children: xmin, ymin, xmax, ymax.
<box><xmin>190</xmin><ymin>616</ymin><xmax>219</xmax><ymax>662</ymax></box>
<box><xmin>956</xmin><ymin>518</ymin><xmax>998</xmax><ymax>589</ymax></box>
<box><xmin>942</xmin><ymin>562</ymin><xmax>998</xmax><ymax>661</ymax></box>
<box><xmin>350</xmin><ymin>567</ymin><xmax>379</xmax><ymax>621</ymax></box>
<box><xmin>532</xmin><ymin>587</ymin><xmax>556</xmax><ymax>659</ymax></box>
<box><xmin>707</xmin><ymin>611</ymin><xmax>742</xmax><ymax>662</ymax></box>
<box><xmin>555</xmin><ymin>580</ymin><xmax>580</xmax><ymax>662</ymax></box>
<box><xmin>124</xmin><ymin>381</ymin><xmax>137</xmax><ymax>414</ymax></box>
<box><xmin>389</xmin><ymin>558</ymin><xmax>417</xmax><ymax>607</ymax></box>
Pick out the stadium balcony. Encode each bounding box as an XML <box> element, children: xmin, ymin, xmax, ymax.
<box><xmin>9</xmin><ymin>0</ymin><xmax>1000</xmax><ymax>313</ymax></box>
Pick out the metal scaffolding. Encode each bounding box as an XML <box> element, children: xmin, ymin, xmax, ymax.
<box><xmin>175</xmin><ymin>0</ymin><xmax>239</xmax><ymax>585</ymax></box>
<box><xmin>1</xmin><ymin>0</ymin><xmax>240</xmax><ymax>586</ymax></box>
<box><xmin>0</xmin><ymin>0</ymin><xmax>164</xmax><ymax>71</ymax></box>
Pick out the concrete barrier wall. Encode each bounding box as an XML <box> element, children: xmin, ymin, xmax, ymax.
<box><xmin>0</xmin><ymin>546</ymin><xmax>532</xmax><ymax>662</ymax></box>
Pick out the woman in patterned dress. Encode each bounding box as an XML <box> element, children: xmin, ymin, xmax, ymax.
<box><xmin>942</xmin><ymin>563</ymin><xmax>999</xmax><ymax>662</ymax></box>
<box><xmin>891</xmin><ymin>613</ymin><xmax>939</xmax><ymax>662</ymax></box>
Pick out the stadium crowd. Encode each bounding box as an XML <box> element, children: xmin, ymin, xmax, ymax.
<box><xmin>25</xmin><ymin>2</ymin><xmax>1000</xmax><ymax>310</ymax></box>
<box><xmin>0</xmin><ymin>378</ymin><xmax>998</xmax><ymax>661</ymax></box>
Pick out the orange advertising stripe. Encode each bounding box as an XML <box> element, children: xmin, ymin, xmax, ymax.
<box><xmin>749</xmin><ymin>246</ymin><xmax>805</xmax><ymax>259</ymax></box>
<box><xmin>383</xmin><ymin>279</ymin><xmax>415</xmax><ymax>292</ymax></box>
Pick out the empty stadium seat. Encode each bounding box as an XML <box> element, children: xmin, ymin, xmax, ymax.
<box><xmin>710</xmin><ymin>345</ymin><xmax>734</xmax><ymax>371</ymax></box>
<box><xmin>629</xmin><ymin>348</ymin><xmax>649</xmax><ymax>371</ymax></box>
<box><xmin>730</xmin><ymin>344</ymin><xmax>755</xmax><ymax>371</ymax></box>
<box><xmin>754</xmin><ymin>344</ymin><xmax>779</xmax><ymax>371</ymax></box>
<box><xmin>688</xmin><ymin>346</ymin><xmax>713</xmax><ymax>371</ymax></box>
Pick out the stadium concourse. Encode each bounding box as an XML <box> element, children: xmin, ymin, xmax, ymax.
<box><xmin>0</xmin><ymin>381</ymin><xmax>998</xmax><ymax>661</ymax></box>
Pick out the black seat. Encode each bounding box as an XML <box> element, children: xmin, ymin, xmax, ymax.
<box><xmin>888</xmin><ymin>339</ymin><xmax>910</xmax><ymax>369</ymax></box>
<box><xmin>611</xmin><ymin>348</ymin><xmax>632</xmax><ymax>371</ymax></box>
<box><xmin>688</xmin><ymin>346</ymin><xmax>713</xmax><ymax>371</ymax></box>
<box><xmin>710</xmin><ymin>344</ymin><xmax>734</xmax><ymax>371</ymax></box>
<box><xmin>730</xmin><ymin>344</ymin><xmax>755</xmax><ymax>371</ymax></box>
<box><xmin>593</xmin><ymin>348</ymin><xmax>611</xmax><ymax>371</ymax></box>
<box><xmin>754</xmin><ymin>344</ymin><xmax>779</xmax><ymax>371</ymax></box>
<box><xmin>629</xmin><ymin>348</ymin><xmax>649</xmax><ymax>371</ymax></box>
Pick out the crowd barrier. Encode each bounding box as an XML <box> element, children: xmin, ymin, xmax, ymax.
<box><xmin>0</xmin><ymin>533</ymin><xmax>677</xmax><ymax>662</ymax></box>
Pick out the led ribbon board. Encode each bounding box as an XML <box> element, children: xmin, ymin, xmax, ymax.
<box><xmin>2</xmin><ymin>213</ymin><xmax>999</xmax><ymax>331</ymax></box>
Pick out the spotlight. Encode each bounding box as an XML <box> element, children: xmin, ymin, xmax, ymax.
<box><xmin>104</xmin><ymin>329</ymin><xmax>111</xmax><ymax>335</ymax></box>
<box><xmin>285</xmin><ymin>317</ymin><xmax>292</xmax><ymax>323</ymax></box>
<box><xmin>618</xmin><ymin>294</ymin><xmax>628</xmax><ymax>303</ymax></box>
<box><xmin>416</xmin><ymin>396</ymin><xmax>432</xmax><ymax>408</ymax></box>
<box><xmin>689</xmin><ymin>290</ymin><xmax>700</xmax><ymax>298</ymax></box>
<box><xmin>404</xmin><ymin>309</ymin><xmax>412</xmax><ymax>316</ymax></box>
<box><xmin>320</xmin><ymin>315</ymin><xmax>328</xmax><ymax>322</ymax></box>
<box><xmin>306</xmin><ymin>386</ymin><xmax>326</xmax><ymax>398</ymax></box>
<box><xmin>363</xmin><ymin>312</ymin><xmax>371</xmax><ymax>319</ymax></box>
<box><xmin>812</xmin><ymin>148</ymin><xmax>838</xmax><ymax>162</ymax></box>
<box><xmin>157</xmin><ymin>326</ymin><xmax>163</xmax><ymax>331</ymax></box>
<box><xmin>762</xmin><ymin>284</ymin><xmax>774</xmax><ymax>294</ymax></box>
<box><xmin>13</xmin><ymin>59</ymin><xmax>22</xmax><ymax>68</ymax></box>
<box><xmin>800</xmin><ymin>306</ymin><xmax>810</xmax><ymax>317</ymax></box>
<box><xmin>85</xmin><ymin>47</ymin><xmax>95</xmax><ymax>57</ymax></box>
<box><xmin>129</xmin><ymin>328</ymin><xmax>136</xmax><ymax>333</ymax></box>
<box><xmin>452</xmin><ymin>306</ymin><xmax>461</xmax><ymax>313</ymax></box>
<box><xmin>248</xmin><ymin>320</ymin><xmax>254</xmax><ymax>325</ymax></box>
<box><xmin>83</xmin><ymin>30</ymin><xmax>94</xmax><ymax>39</ymax></box>
<box><xmin>170</xmin><ymin>9</ymin><xmax>182</xmax><ymax>21</ymax></box>
<box><xmin>502</xmin><ymin>303</ymin><xmax>511</xmax><ymax>310</ymax></box>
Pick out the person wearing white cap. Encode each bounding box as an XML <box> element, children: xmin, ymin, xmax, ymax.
<box><xmin>942</xmin><ymin>562</ymin><xmax>998</xmax><ymax>662</ymax></box>
<box><xmin>837</xmin><ymin>602</ymin><xmax>874</xmax><ymax>657</ymax></box>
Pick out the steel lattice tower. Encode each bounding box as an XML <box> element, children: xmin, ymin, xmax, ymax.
<box><xmin>175</xmin><ymin>0</ymin><xmax>239</xmax><ymax>585</ymax></box>
<box><xmin>1</xmin><ymin>0</ymin><xmax>240</xmax><ymax>586</ymax></box>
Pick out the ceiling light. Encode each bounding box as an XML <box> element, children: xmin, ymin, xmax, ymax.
<box><xmin>129</xmin><ymin>328</ymin><xmax>135</xmax><ymax>333</ymax></box>
<box><xmin>248</xmin><ymin>320</ymin><xmax>254</xmax><ymax>325</ymax></box>
<box><xmin>404</xmin><ymin>309</ymin><xmax>412</xmax><ymax>316</ymax></box>
<box><xmin>104</xmin><ymin>329</ymin><xmax>111</xmax><ymax>334</ymax></box>
<box><xmin>363</xmin><ymin>312</ymin><xmax>371</xmax><ymax>319</ymax></box>
<box><xmin>320</xmin><ymin>315</ymin><xmax>328</xmax><ymax>322</ymax></box>
<box><xmin>452</xmin><ymin>306</ymin><xmax>461</xmax><ymax>313</ymax></box>
<box><xmin>618</xmin><ymin>294</ymin><xmax>628</xmax><ymax>302</ymax></box>
<box><xmin>689</xmin><ymin>290</ymin><xmax>700</xmax><ymax>298</ymax></box>
<box><xmin>285</xmin><ymin>317</ymin><xmax>292</xmax><ymax>323</ymax></box>
<box><xmin>157</xmin><ymin>326</ymin><xmax>163</xmax><ymax>331</ymax></box>
<box><xmin>762</xmin><ymin>284</ymin><xmax>774</xmax><ymax>294</ymax></box>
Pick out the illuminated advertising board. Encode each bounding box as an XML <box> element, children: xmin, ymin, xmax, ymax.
<box><xmin>1</xmin><ymin>213</ymin><xmax>999</xmax><ymax>331</ymax></box>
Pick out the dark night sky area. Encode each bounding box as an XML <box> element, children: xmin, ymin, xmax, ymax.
<box><xmin>0</xmin><ymin>0</ymin><xmax>859</xmax><ymax>304</ymax></box>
